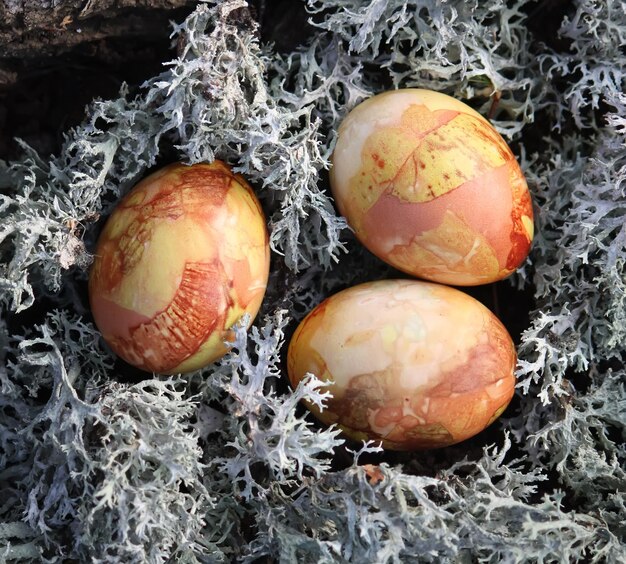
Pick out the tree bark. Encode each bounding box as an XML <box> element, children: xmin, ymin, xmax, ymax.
<box><xmin>0</xmin><ymin>0</ymin><xmax>196</xmax><ymax>157</ymax></box>
<box><xmin>0</xmin><ymin>0</ymin><xmax>310</xmax><ymax>158</ymax></box>
<box><xmin>0</xmin><ymin>0</ymin><xmax>196</xmax><ymax>84</ymax></box>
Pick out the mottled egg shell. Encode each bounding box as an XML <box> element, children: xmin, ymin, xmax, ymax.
<box><xmin>287</xmin><ymin>279</ymin><xmax>516</xmax><ymax>450</ymax></box>
<box><xmin>330</xmin><ymin>88</ymin><xmax>534</xmax><ymax>285</ymax></box>
<box><xmin>89</xmin><ymin>161</ymin><xmax>270</xmax><ymax>374</ymax></box>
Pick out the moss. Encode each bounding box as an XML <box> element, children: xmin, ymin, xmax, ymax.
<box><xmin>1</xmin><ymin>0</ymin><xmax>625</xmax><ymax>561</ymax></box>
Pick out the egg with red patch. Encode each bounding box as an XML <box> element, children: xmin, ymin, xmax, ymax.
<box><xmin>89</xmin><ymin>161</ymin><xmax>270</xmax><ymax>374</ymax></box>
<box><xmin>330</xmin><ymin>88</ymin><xmax>534</xmax><ymax>285</ymax></box>
<box><xmin>287</xmin><ymin>279</ymin><xmax>517</xmax><ymax>450</ymax></box>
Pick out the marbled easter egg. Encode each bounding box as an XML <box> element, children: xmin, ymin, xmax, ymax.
<box><xmin>89</xmin><ymin>161</ymin><xmax>270</xmax><ymax>374</ymax></box>
<box><xmin>330</xmin><ymin>88</ymin><xmax>534</xmax><ymax>285</ymax></box>
<box><xmin>287</xmin><ymin>279</ymin><xmax>516</xmax><ymax>450</ymax></box>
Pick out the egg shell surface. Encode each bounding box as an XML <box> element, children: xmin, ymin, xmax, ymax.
<box><xmin>330</xmin><ymin>88</ymin><xmax>534</xmax><ymax>285</ymax></box>
<box><xmin>89</xmin><ymin>161</ymin><xmax>270</xmax><ymax>374</ymax></box>
<box><xmin>287</xmin><ymin>279</ymin><xmax>517</xmax><ymax>450</ymax></box>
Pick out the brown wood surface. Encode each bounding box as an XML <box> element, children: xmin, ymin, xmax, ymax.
<box><xmin>0</xmin><ymin>1</ymin><xmax>196</xmax><ymax>82</ymax></box>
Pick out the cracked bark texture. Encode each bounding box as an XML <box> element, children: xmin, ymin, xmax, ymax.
<box><xmin>0</xmin><ymin>0</ymin><xmax>198</xmax><ymax>157</ymax></box>
<box><xmin>0</xmin><ymin>1</ymin><xmax>196</xmax><ymax>84</ymax></box>
<box><xmin>0</xmin><ymin>0</ymin><xmax>310</xmax><ymax>159</ymax></box>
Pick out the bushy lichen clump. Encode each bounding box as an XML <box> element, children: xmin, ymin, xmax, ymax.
<box><xmin>1</xmin><ymin>0</ymin><xmax>625</xmax><ymax>561</ymax></box>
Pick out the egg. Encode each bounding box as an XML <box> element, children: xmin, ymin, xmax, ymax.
<box><xmin>330</xmin><ymin>88</ymin><xmax>534</xmax><ymax>285</ymax></box>
<box><xmin>89</xmin><ymin>161</ymin><xmax>270</xmax><ymax>374</ymax></box>
<box><xmin>287</xmin><ymin>279</ymin><xmax>516</xmax><ymax>450</ymax></box>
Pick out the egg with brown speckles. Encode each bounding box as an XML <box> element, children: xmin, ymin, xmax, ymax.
<box><xmin>287</xmin><ymin>279</ymin><xmax>517</xmax><ymax>450</ymax></box>
<box><xmin>330</xmin><ymin>88</ymin><xmax>534</xmax><ymax>285</ymax></box>
<box><xmin>89</xmin><ymin>161</ymin><xmax>270</xmax><ymax>374</ymax></box>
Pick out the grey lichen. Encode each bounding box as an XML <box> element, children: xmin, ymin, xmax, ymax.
<box><xmin>1</xmin><ymin>0</ymin><xmax>625</xmax><ymax>562</ymax></box>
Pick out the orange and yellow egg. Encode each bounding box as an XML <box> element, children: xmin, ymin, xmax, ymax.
<box><xmin>330</xmin><ymin>88</ymin><xmax>534</xmax><ymax>285</ymax></box>
<box><xmin>89</xmin><ymin>161</ymin><xmax>270</xmax><ymax>374</ymax></box>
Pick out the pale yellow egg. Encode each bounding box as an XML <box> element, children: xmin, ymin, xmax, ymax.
<box><xmin>287</xmin><ymin>279</ymin><xmax>517</xmax><ymax>450</ymax></box>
